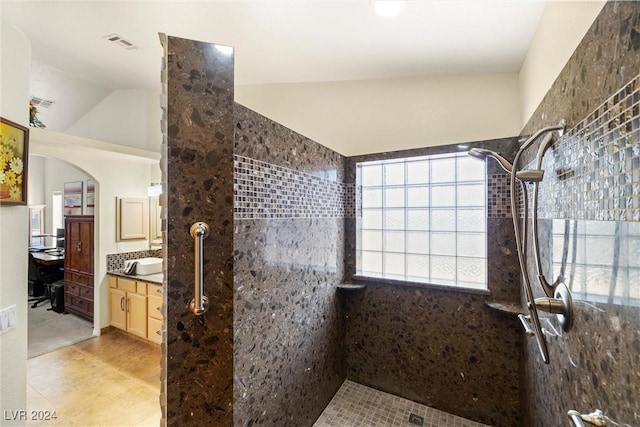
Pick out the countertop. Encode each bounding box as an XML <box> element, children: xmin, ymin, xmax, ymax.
<box><xmin>107</xmin><ymin>270</ymin><xmax>164</xmax><ymax>285</ymax></box>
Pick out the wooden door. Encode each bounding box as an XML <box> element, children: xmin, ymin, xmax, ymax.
<box><xmin>110</xmin><ymin>288</ymin><xmax>126</xmax><ymax>330</ymax></box>
<box><xmin>127</xmin><ymin>292</ymin><xmax>148</xmax><ymax>338</ymax></box>
<box><xmin>65</xmin><ymin>216</ymin><xmax>94</xmax><ymax>274</ymax></box>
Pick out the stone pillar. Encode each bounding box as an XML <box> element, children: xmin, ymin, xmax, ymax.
<box><xmin>160</xmin><ymin>34</ymin><xmax>235</xmax><ymax>426</ymax></box>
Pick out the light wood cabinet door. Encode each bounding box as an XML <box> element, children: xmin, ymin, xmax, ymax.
<box><xmin>110</xmin><ymin>288</ymin><xmax>126</xmax><ymax>330</ymax></box>
<box><xmin>117</xmin><ymin>197</ymin><xmax>149</xmax><ymax>240</ymax></box>
<box><xmin>127</xmin><ymin>292</ymin><xmax>148</xmax><ymax>338</ymax></box>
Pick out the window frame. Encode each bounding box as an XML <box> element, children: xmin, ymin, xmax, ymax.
<box><xmin>354</xmin><ymin>151</ymin><xmax>488</xmax><ymax>292</ymax></box>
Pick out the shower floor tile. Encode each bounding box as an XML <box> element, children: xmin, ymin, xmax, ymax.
<box><xmin>313</xmin><ymin>380</ymin><xmax>492</xmax><ymax>427</ymax></box>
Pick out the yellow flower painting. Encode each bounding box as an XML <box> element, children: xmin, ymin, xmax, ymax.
<box><xmin>0</xmin><ymin>118</ymin><xmax>29</xmax><ymax>205</ymax></box>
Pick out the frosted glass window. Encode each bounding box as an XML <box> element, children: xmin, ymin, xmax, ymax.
<box><xmin>362</xmin><ymin>209</ymin><xmax>382</xmax><ymax>229</ymax></box>
<box><xmin>407</xmin><ymin>209</ymin><xmax>429</xmax><ymax>231</ymax></box>
<box><xmin>362</xmin><ymin>188</ymin><xmax>382</xmax><ymax>208</ymax></box>
<box><xmin>407</xmin><ymin>186</ymin><xmax>429</xmax><ymax>207</ymax></box>
<box><xmin>457</xmin><ymin>233</ymin><xmax>486</xmax><ymax>258</ymax></box>
<box><xmin>431</xmin><ymin>233</ymin><xmax>456</xmax><ymax>256</ymax></box>
<box><xmin>457</xmin><ymin>157</ymin><xmax>485</xmax><ymax>182</ymax></box>
<box><xmin>384</xmin><ymin>209</ymin><xmax>405</xmax><ymax>230</ymax></box>
<box><xmin>384</xmin><ymin>253</ymin><xmax>406</xmax><ymax>277</ymax></box>
<box><xmin>384</xmin><ymin>188</ymin><xmax>405</xmax><ymax>208</ymax></box>
<box><xmin>384</xmin><ymin>162</ymin><xmax>405</xmax><ymax>185</ymax></box>
<box><xmin>457</xmin><ymin>184</ymin><xmax>485</xmax><ymax>207</ymax></box>
<box><xmin>406</xmin><ymin>232</ymin><xmax>429</xmax><ymax>254</ymax></box>
<box><xmin>431</xmin><ymin>158</ymin><xmax>456</xmax><ymax>183</ymax></box>
<box><xmin>384</xmin><ymin>231</ymin><xmax>405</xmax><ymax>252</ymax></box>
<box><xmin>432</xmin><ymin>185</ymin><xmax>455</xmax><ymax>207</ymax></box>
<box><xmin>362</xmin><ymin>230</ymin><xmax>382</xmax><ymax>251</ymax></box>
<box><xmin>356</xmin><ymin>151</ymin><xmax>487</xmax><ymax>289</ymax></box>
<box><xmin>361</xmin><ymin>164</ymin><xmax>382</xmax><ymax>186</ymax></box>
<box><xmin>431</xmin><ymin>209</ymin><xmax>456</xmax><ymax>231</ymax></box>
<box><xmin>407</xmin><ymin>161</ymin><xmax>429</xmax><ymax>184</ymax></box>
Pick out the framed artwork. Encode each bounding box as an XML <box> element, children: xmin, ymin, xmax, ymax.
<box><xmin>85</xmin><ymin>179</ymin><xmax>95</xmax><ymax>215</ymax></box>
<box><xmin>64</xmin><ymin>181</ymin><xmax>83</xmax><ymax>215</ymax></box>
<box><xmin>0</xmin><ymin>117</ymin><xmax>29</xmax><ymax>205</ymax></box>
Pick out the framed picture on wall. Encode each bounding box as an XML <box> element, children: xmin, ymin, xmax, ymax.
<box><xmin>0</xmin><ymin>117</ymin><xmax>29</xmax><ymax>205</ymax></box>
<box><xmin>64</xmin><ymin>181</ymin><xmax>83</xmax><ymax>215</ymax></box>
<box><xmin>85</xmin><ymin>179</ymin><xmax>95</xmax><ymax>215</ymax></box>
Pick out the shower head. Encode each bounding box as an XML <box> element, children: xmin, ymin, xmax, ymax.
<box><xmin>468</xmin><ymin>148</ymin><xmax>513</xmax><ymax>173</ymax></box>
<box><xmin>468</xmin><ymin>148</ymin><xmax>545</xmax><ymax>182</ymax></box>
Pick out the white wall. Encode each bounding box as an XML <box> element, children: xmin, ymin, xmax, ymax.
<box><xmin>27</xmin><ymin>156</ymin><xmax>45</xmax><ymax>205</ymax></box>
<box><xmin>236</xmin><ymin>72</ymin><xmax>523</xmax><ymax>156</ymax></box>
<box><xmin>29</xmin><ymin>129</ymin><xmax>160</xmax><ymax>334</ymax></box>
<box><xmin>42</xmin><ymin>157</ymin><xmax>90</xmax><ymax>233</ymax></box>
<box><xmin>65</xmin><ymin>88</ymin><xmax>162</xmax><ymax>152</ymax></box>
<box><xmin>519</xmin><ymin>0</ymin><xmax>606</xmax><ymax>127</ymax></box>
<box><xmin>0</xmin><ymin>21</ymin><xmax>30</xmax><ymax>422</ymax></box>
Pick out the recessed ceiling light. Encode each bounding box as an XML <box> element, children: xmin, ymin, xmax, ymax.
<box><xmin>372</xmin><ymin>0</ymin><xmax>406</xmax><ymax>17</ymax></box>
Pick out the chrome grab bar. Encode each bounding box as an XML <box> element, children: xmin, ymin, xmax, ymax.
<box><xmin>189</xmin><ymin>222</ymin><xmax>210</xmax><ymax>316</ymax></box>
<box><xmin>568</xmin><ymin>409</ymin><xmax>630</xmax><ymax>427</ymax></box>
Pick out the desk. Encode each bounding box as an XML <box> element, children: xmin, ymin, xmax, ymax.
<box><xmin>32</xmin><ymin>252</ymin><xmax>64</xmax><ymax>267</ymax></box>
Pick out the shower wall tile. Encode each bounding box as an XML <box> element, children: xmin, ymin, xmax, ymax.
<box><xmin>343</xmin><ymin>137</ymin><xmax>523</xmax><ymax>426</ymax></box>
<box><xmin>343</xmin><ymin>284</ymin><xmax>522</xmax><ymax>427</ymax></box>
<box><xmin>520</xmin><ymin>3</ymin><xmax>640</xmax><ymax>426</ymax></box>
<box><xmin>163</xmin><ymin>35</ymin><xmax>235</xmax><ymax>426</ymax></box>
<box><xmin>233</xmin><ymin>105</ymin><xmax>346</xmax><ymax>427</ymax></box>
<box><xmin>234</xmin><ymin>155</ymin><xmax>349</xmax><ymax>219</ymax></box>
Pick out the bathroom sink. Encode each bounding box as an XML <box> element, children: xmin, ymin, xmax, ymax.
<box><xmin>124</xmin><ymin>257</ymin><xmax>163</xmax><ymax>275</ymax></box>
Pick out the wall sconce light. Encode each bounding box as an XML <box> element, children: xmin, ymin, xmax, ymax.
<box><xmin>147</xmin><ymin>183</ymin><xmax>162</xmax><ymax>197</ymax></box>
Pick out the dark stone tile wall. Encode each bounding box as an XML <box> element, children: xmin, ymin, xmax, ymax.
<box><xmin>519</xmin><ymin>3</ymin><xmax>640</xmax><ymax>426</ymax></box>
<box><xmin>233</xmin><ymin>105</ymin><xmax>346</xmax><ymax>427</ymax></box>
<box><xmin>343</xmin><ymin>138</ymin><xmax>523</xmax><ymax>427</ymax></box>
<box><xmin>162</xmin><ymin>35</ymin><xmax>235</xmax><ymax>426</ymax></box>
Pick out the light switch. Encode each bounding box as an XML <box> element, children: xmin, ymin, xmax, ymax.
<box><xmin>0</xmin><ymin>305</ymin><xmax>17</xmax><ymax>336</ymax></box>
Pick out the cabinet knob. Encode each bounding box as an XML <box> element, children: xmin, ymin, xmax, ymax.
<box><xmin>76</xmin><ymin>241</ymin><xmax>82</xmax><ymax>253</ymax></box>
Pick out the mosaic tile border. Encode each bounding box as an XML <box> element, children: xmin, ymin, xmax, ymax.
<box><xmin>533</xmin><ymin>73</ymin><xmax>640</xmax><ymax>221</ymax></box>
<box><xmin>234</xmin><ymin>155</ymin><xmax>355</xmax><ymax>219</ymax></box>
<box><xmin>313</xmin><ymin>380</ymin><xmax>492</xmax><ymax>427</ymax></box>
<box><xmin>106</xmin><ymin>249</ymin><xmax>162</xmax><ymax>271</ymax></box>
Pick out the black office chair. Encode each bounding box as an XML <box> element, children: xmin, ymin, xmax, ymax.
<box><xmin>28</xmin><ymin>253</ymin><xmax>62</xmax><ymax>308</ymax></box>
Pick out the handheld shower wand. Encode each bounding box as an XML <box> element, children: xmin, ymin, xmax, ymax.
<box><xmin>468</xmin><ymin>119</ymin><xmax>574</xmax><ymax>364</ymax></box>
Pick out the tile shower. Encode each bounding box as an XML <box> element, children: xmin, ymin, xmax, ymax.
<box><xmin>161</xmin><ymin>2</ymin><xmax>640</xmax><ymax>426</ymax></box>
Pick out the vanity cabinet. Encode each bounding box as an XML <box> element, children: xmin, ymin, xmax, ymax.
<box><xmin>109</xmin><ymin>277</ymin><xmax>147</xmax><ymax>339</ymax></box>
<box><xmin>64</xmin><ymin>215</ymin><xmax>94</xmax><ymax>321</ymax></box>
<box><xmin>109</xmin><ymin>276</ymin><xmax>163</xmax><ymax>343</ymax></box>
<box><xmin>146</xmin><ymin>283</ymin><xmax>163</xmax><ymax>344</ymax></box>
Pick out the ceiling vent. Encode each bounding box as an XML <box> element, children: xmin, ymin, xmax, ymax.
<box><xmin>103</xmin><ymin>33</ymin><xmax>140</xmax><ymax>51</ymax></box>
<box><xmin>30</xmin><ymin>96</ymin><xmax>55</xmax><ymax>108</ymax></box>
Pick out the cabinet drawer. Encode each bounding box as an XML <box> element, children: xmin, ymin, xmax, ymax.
<box><xmin>147</xmin><ymin>317</ymin><xmax>162</xmax><ymax>344</ymax></box>
<box><xmin>147</xmin><ymin>295</ymin><xmax>163</xmax><ymax>320</ymax></box>
<box><xmin>65</xmin><ymin>294</ymin><xmax>94</xmax><ymax>317</ymax></box>
<box><xmin>66</xmin><ymin>282</ymin><xmax>93</xmax><ymax>300</ymax></box>
<box><xmin>117</xmin><ymin>277</ymin><xmax>137</xmax><ymax>293</ymax></box>
<box><xmin>65</xmin><ymin>271</ymin><xmax>92</xmax><ymax>286</ymax></box>
<box><xmin>147</xmin><ymin>283</ymin><xmax>163</xmax><ymax>296</ymax></box>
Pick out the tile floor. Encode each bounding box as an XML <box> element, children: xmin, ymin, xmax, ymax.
<box><xmin>27</xmin><ymin>330</ymin><xmax>161</xmax><ymax>426</ymax></box>
<box><xmin>314</xmin><ymin>380</ymin><xmax>492</xmax><ymax>427</ymax></box>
